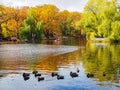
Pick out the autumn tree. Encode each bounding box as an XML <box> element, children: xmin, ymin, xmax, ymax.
<box><xmin>33</xmin><ymin>4</ymin><xmax>60</xmax><ymax>39</ymax></box>
<box><xmin>0</xmin><ymin>6</ymin><xmax>28</xmax><ymax>39</ymax></box>
<box><xmin>6</xmin><ymin>7</ymin><xmax>28</xmax><ymax>38</ymax></box>
<box><xmin>56</xmin><ymin>10</ymin><xmax>70</xmax><ymax>36</ymax></box>
<box><xmin>0</xmin><ymin>5</ymin><xmax>14</xmax><ymax>38</ymax></box>
<box><xmin>0</xmin><ymin>4</ymin><xmax>82</xmax><ymax>40</ymax></box>
<box><xmin>57</xmin><ymin>10</ymin><xmax>81</xmax><ymax>36</ymax></box>
<box><xmin>75</xmin><ymin>19</ymin><xmax>85</xmax><ymax>37</ymax></box>
<box><xmin>19</xmin><ymin>9</ymin><xmax>44</xmax><ymax>42</ymax></box>
<box><xmin>69</xmin><ymin>12</ymin><xmax>81</xmax><ymax>36</ymax></box>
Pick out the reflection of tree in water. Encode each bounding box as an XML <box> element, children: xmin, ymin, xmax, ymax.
<box><xmin>42</xmin><ymin>38</ymin><xmax>86</xmax><ymax>46</ymax></box>
<box><xmin>82</xmin><ymin>42</ymin><xmax>120</xmax><ymax>84</ymax></box>
<box><xmin>30</xmin><ymin>49</ymin><xmax>83</xmax><ymax>74</ymax></box>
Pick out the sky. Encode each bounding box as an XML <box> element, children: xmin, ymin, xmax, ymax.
<box><xmin>0</xmin><ymin>0</ymin><xmax>88</xmax><ymax>12</ymax></box>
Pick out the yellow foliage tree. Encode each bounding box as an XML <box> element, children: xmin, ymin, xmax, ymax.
<box><xmin>33</xmin><ymin>4</ymin><xmax>60</xmax><ymax>39</ymax></box>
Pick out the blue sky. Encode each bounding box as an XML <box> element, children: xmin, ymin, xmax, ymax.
<box><xmin>0</xmin><ymin>0</ymin><xmax>88</xmax><ymax>12</ymax></box>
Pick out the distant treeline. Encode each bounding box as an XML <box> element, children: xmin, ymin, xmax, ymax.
<box><xmin>0</xmin><ymin>4</ymin><xmax>82</xmax><ymax>42</ymax></box>
<box><xmin>0</xmin><ymin>0</ymin><xmax>120</xmax><ymax>43</ymax></box>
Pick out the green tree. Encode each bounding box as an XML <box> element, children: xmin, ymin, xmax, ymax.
<box><xmin>110</xmin><ymin>21</ymin><xmax>120</xmax><ymax>42</ymax></box>
<box><xmin>19</xmin><ymin>9</ymin><xmax>44</xmax><ymax>42</ymax></box>
<box><xmin>80</xmin><ymin>0</ymin><xmax>120</xmax><ymax>42</ymax></box>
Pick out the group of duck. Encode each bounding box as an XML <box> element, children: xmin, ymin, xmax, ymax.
<box><xmin>22</xmin><ymin>68</ymin><xmax>106</xmax><ymax>81</ymax></box>
<box><xmin>23</xmin><ymin>71</ymin><xmax>44</xmax><ymax>81</ymax></box>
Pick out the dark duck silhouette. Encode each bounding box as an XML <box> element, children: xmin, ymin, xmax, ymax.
<box><xmin>51</xmin><ymin>72</ymin><xmax>58</xmax><ymax>77</ymax></box>
<box><xmin>32</xmin><ymin>71</ymin><xmax>38</xmax><ymax>74</ymax></box>
<box><xmin>22</xmin><ymin>73</ymin><xmax>30</xmax><ymax>81</ymax></box>
<box><xmin>57</xmin><ymin>75</ymin><xmax>64</xmax><ymax>80</ymax></box>
<box><xmin>70</xmin><ymin>72</ymin><xmax>78</xmax><ymax>78</ymax></box>
<box><xmin>23</xmin><ymin>73</ymin><xmax>30</xmax><ymax>77</ymax></box>
<box><xmin>38</xmin><ymin>77</ymin><xmax>44</xmax><ymax>81</ymax></box>
<box><xmin>103</xmin><ymin>73</ymin><xmax>106</xmax><ymax>76</ymax></box>
<box><xmin>23</xmin><ymin>76</ymin><xmax>30</xmax><ymax>81</ymax></box>
<box><xmin>77</xmin><ymin>68</ymin><xmax>80</xmax><ymax>73</ymax></box>
<box><xmin>87</xmin><ymin>73</ymin><xmax>94</xmax><ymax>78</ymax></box>
<box><xmin>35</xmin><ymin>73</ymin><xmax>41</xmax><ymax>77</ymax></box>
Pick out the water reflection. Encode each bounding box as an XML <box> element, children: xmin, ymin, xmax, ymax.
<box><xmin>42</xmin><ymin>38</ymin><xmax>86</xmax><ymax>46</ymax></box>
<box><xmin>83</xmin><ymin>42</ymin><xmax>120</xmax><ymax>86</ymax></box>
<box><xmin>33</xmin><ymin>49</ymin><xmax>82</xmax><ymax>72</ymax></box>
<box><xmin>0</xmin><ymin>44</ymin><xmax>80</xmax><ymax>70</ymax></box>
<box><xmin>0</xmin><ymin>40</ymin><xmax>120</xmax><ymax>90</ymax></box>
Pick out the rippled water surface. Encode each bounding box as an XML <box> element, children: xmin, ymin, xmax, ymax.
<box><xmin>0</xmin><ymin>39</ymin><xmax>120</xmax><ymax>90</ymax></box>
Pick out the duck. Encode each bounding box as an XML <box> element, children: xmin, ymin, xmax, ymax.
<box><xmin>70</xmin><ymin>72</ymin><xmax>78</xmax><ymax>78</ymax></box>
<box><xmin>77</xmin><ymin>68</ymin><xmax>80</xmax><ymax>73</ymax></box>
<box><xmin>51</xmin><ymin>72</ymin><xmax>58</xmax><ymax>77</ymax></box>
<box><xmin>23</xmin><ymin>76</ymin><xmax>30</xmax><ymax>81</ymax></box>
<box><xmin>57</xmin><ymin>75</ymin><xmax>64</xmax><ymax>80</ymax></box>
<box><xmin>32</xmin><ymin>71</ymin><xmax>38</xmax><ymax>74</ymax></box>
<box><xmin>87</xmin><ymin>73</ymin><xmax>94</xmax><ymax>78</ymax></box>
<box><xmin>103</xmin><ymin>73</ymin><xmax>106</xmax><ymax>76</ymax></box>
<box><xmin>35</xmin><ymin>73</ymin><xmax>41</xmax><ymax>77</ymax></box>
<box><xmin>23</xmin><ymin>73</ymin><xmax>30</xmax><ymax>77</ymax></box>
<box><xmin>38</xmin><ymin>77</ymin><xmax>44</xmax><ymax>81</ymax></box>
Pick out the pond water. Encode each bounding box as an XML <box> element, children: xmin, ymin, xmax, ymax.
<box><xmin>0</xmin><ymin>39</ymin><xmax>120</xmax><ymax>90</ymax></box>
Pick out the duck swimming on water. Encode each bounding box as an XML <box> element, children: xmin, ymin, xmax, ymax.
<box><xmin>22</xmin><ymin>73</ymin><xmax>30</xmax><ymax>81</ymax></box>
<box><xmin>38</xmin><ymin>77</ymin><xmax>44</xmax><ymax>81</ymax></box>
<box><xmin>70</xmin><ymin>72</ymin><xmax>78</xmax><ymax>78</ymax></box>
<box><xmin>32</xmin><ymin>71</ymin><xmax>38</xmax><ymax>74</ymax></box>
<box><xmin>23</xmin><ymin>73</ymin><xmax>30</xmax><ymax>77</ymax></box>
<box><xmin>57</xmin><ymin>75</ymin><xmax>64</xmax><ymax>80</ymax></box>
<box><xmin>77</xmin><ymin>68</ymin><xmax>80</xmax><ymax>73</ymax></box>
<box><xmin>51</xmin><ymin>72</ymin><xmax>58</xmax><ymax>77</ymax></box>
<box><xmin>23</xmin><ymin>76</ymin><xmax>30</xmax><ymax>81</ymax></box>
<box><xmin>35</xmin><ymin>73</ymin><xmax>41</xmax><ymax>77</ymax></box>
<box><xmin>86</xmin><ymin>73</ymin><xmax>94</xmax><ymax>78</ymax></box>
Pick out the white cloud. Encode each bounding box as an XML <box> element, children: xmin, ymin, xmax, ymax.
<box><xmin>0</xmin><ymin>0</ymin><xmax>88</xmax><ymax>12</ymax></box>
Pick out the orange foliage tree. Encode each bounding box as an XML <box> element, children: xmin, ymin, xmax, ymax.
<box><xmin>56</xmin><ymin>10</ymin><xmax>81</xmax><ymax>36</ymax></box>
<box><xmin>33</xmin><ymin>4</ymin><xmax>60</xmax><ymax>39</ymax></box>
<box><xmin>0</xmin><ymin>4</ymin><xmax>82</xmax><ymax>40</ymax></box>
<box><xmin>6</xmin><ymin>7</ymin><xmax>28</xmax><ymax>38</ymax></box>
<box><xmin>0</xmin><ymin>5</ymin><xmax>14</xmax><ymax>38</ymax></box>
